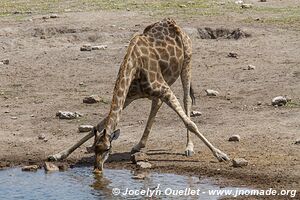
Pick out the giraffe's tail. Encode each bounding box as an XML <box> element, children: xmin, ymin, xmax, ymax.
<box><xmin>190</xmin><ymin>83</ymin><xmax>196</xmax><ymax>105</ymax></box>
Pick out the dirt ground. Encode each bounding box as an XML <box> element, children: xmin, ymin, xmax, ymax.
<box><xmin>0</xmin><ymin>0</ymin><xmax>299</xmax><ymax>199</ymax></box>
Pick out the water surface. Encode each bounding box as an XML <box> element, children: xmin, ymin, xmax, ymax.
<box><xmin>0</xmin><ymin>167</ymin><xmax>243</xmax><ymax>199</ymax></box>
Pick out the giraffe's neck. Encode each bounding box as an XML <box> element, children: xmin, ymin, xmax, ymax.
<box><xmin>105</xmin><ymin>51</ymin><xmax>136</xmax><ymax>134</ymax></box>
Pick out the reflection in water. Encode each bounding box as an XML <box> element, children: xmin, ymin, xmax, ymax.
<box><xmin>0</xmin><ymin>167</ymin><xmax>246</xmax><ymax>200</ymax></box>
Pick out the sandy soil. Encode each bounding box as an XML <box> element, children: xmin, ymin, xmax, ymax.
<box><xmin>0</xmin><ymin>1</ymin><xmax>299</xmax><ymax>199</ymax></box>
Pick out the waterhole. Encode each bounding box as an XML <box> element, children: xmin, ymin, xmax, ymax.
<box><xmin>0</xmin><ymin>167</ymin><xmax>247</xmax><ymax>199</ymax></box>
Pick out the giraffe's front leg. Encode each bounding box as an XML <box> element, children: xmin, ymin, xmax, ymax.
<box><xmin>131</xmin><ymin>98</ymin><xmax>162</xmax><ymax>153</ymax></box>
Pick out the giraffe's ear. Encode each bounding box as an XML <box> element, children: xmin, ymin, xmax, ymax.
<box><xmin>110</xmin><ymin>129</ymin><xmax>120</xmax><ymax>141</ymax></box>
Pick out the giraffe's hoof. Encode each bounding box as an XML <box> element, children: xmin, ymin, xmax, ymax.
<box><xmin>185</xmin><ymin>149</ymin><xmax>194</xmax><ymax>157</ymax></box>
<box><xmin>214</xmin><ymin>149</ymin><xmax>230</xmax><ymax>162</ymax></box>
<box><xmin>47</xmin><ymin>154</ymin><xmax>60</xmax><ymax>161</ymax></box>
<box><xmin>131</xmin><ymin>143</ymin><xmax>145</xmax><ymax>154</ymax></box>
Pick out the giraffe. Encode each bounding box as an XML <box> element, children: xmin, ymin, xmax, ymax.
<box><xmin>48</xmin><ymin>18</ymin><xmax>230</xmax><ymax>173</ymax></box>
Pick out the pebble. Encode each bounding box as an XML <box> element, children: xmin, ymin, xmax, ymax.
<box><xmin>56</xmin><ymin>111</ymin><xmax>82</xmax><ymax>119</ymax></box>
<box><xmin>228</xmin><ymin>135</ymin><xmax>240</xmax><ymax>142</ymax></box>
<box><xmin>232</xmin><ymin>158</ymin><xmax>248</xmax><ymax>167</ymax></box>
<box><xmin>132</xmin><ymin>173</ymin><xmax>147</xmax><ymax>180</ymax></box>
<box><xmin>83</xmin><ymin>95</ymin><xmax>101</xmax><ymax>104</ymax></box>
<box><xmin>136</xmin><ymin>161</ymin><xmax>152</xmax><ymax>169</ymax></box>
<box><xmin>38</xmin><ymin>134</ymin><xmax>46</xmax><ymax>140</ymax></box>
<box><xmin>191</xmin><ymin>111</ymin><xmax>202</xmax><ymax>117</ymax></box>
<box><xmin>235</xmin><ymin>0</ymin><xmax>243</xmax><ymax>4</ymax></box>
<box><xmin>80</xmin><ymin>44</ymin><xmax>92</xmax><ymax>51</ymax></box>
<box><xmin>257</xmin><ymin>101</ymin><xmax>262</xmax><ymax>106</ymax></box>
<box><xmin>205</xmin><ymin>89</ymin><xmax>219</xmax><ymax>96</ymax></box>
<box><xmin>91</xmin><ymin>45</ymin><xmax>107</xmax><ymax>50</ymax></box>
<box><xmin>294</xmin><ymin>140</ymin><xmax>300</xmax><ymax>145</ymax></box>
<box><xmin>11</xmin><ymin>117</ymin><xmax>17</xmax><ymax>120</ymax></box>
<box><xmin>78</xmin><ymin>125</ymin><xmax>94</xmax><ymax>132</ymax></box>
<box><xmin>241</xmin><ymin>4</ymin><xmax>253</xmax><ymax>8</ymax></box>
<box><xmin>131</xmin><ymin>152</ymin><xmax>148</xmax><ymax>164</ymax></box>
<box><xmin>22</xmin><ymin>165</ymin><xmax>39</xmax><ymax>172</ymax></box>
<box><xmin>0</xmin><ymin>59</ymin><xmax>9</xmax><ymax>65</ymax></box>
<box><xmin>271</xmin><ymin>96</ymin><xmax>287</xmax><ymax>106</ymax></box>
<box><xmin>50</xmin><ymin>14</ymin><xmax>59</xmax><ymax>18</ymax></box>
<box><xmin>260</xmin><ymin>0</ymin><xmax>267</xmax><ymax>2</ymax></box>
<box><xmin>228</xmin><ymin>52</ymin><xmax>238</xmax><ymax>58</ymax></box>
<box><xmin>44</xmin><ymin>162</ymin><xmax>59</xmax><ymax>171</ymax></box>
<box><xmin>247</xmin><ymin>64</ymin><xmax>256</xmax><ymax>70</ymax></box>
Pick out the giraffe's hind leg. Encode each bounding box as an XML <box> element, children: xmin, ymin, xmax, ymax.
<box><xmin>158</xmin><ymin>85</ymin><xmax>230</xmax><ymax>162</ymax></box>
<box><xmin>131</xmin><ymin>98</ymin><xmax>163</xmax><ymax>153</ymax></box>
<box><xmin>181</xmin><ymin>61</ymin><xmax>194</xmax><ymax>157</ymax></box>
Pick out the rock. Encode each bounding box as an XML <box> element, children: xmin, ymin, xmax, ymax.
<box><xmin>241</xmin><ymin>4</ymin><xmax>252</xmax><ymax>9</ymax></box>
<box><xmin>38</xmin><ymin>134</ymin><xmax>46</xmax><ymax>140</ymax></box>
<box><xmin>83</xmin><ymin>95</ymin><xmax>101</xmax><ymax>104</ymax></box>
<box><xmin>80</xmin><ymin>44</ymin><xmax>92</xmax><ymax>51</ymax></box>
<box><xmin>232</xmin><ymin>158</ymin><xmax>248</xmax><ymax>167</ymax></box>
<box><xmin>56</xmin><ymin>111</ymin><xmax>82</xmax><ymax>119</ymax></box>
<box><xmin>58</xmin><ymin>164</ymin><xmax>69</xmax><ymax>171</ymax></box>
<box><xmin>50</xmin><ymin>14</ymin><xmax>59</xmax><ymax>18</ymax></box>
<box><xmin>11</xmin><ymin>117</ymin><xmax>17</xmax><ymax>120</ymax></box>
<box><xmin>40</xmin><ymin>35</ymin><xmax>46</xmax><ymax>39</ymax></box>
<box><xmin>136</xmin><ymin>161</ymin><xmax>152</xmax><ymax>169</ymax></box>
<box><xmin>79</xmin><ymin>82</ymin><xmax>84</xmax><ymax>86</ymax></box>
<box><xmin>272</xmin><ymin>96</ymin><xmax>287</xmax><ymax>106</ymax></box>
<box><xmin>78</xmin><ymin>125</ymin><xmax>94</xmax><ymax>132</ymax></box>
<box><xmin>22</xmin><ymin>165</ymin><xmax>39</xmax><ymax>172</ymax></box>
<box><xmin>228</xmin><ymin>52</ymin><xmax>238</xmax><ymax>58</ymax></box>
<box><xmin>179</xmin><ymin>4</ymin><xmax>187</xmax><ymax>8</ymax></box>
<box><xmin>44</xmin><ymin>162</ymin><xmax>59</xmax><ymax>171</ymax></box>
<box><xmin>191</xmin><ymin>111</ymin><xmax>202</xmax><ymax>117</ymax></box>
<box><xmin>294</xmin><ymin>140</ymin><xmax>300</xmax><ymax>145</ymax></box>
<box><xmin>131</xmin><ymin>152</ymin><xmax>148</xmax><ymax>164</ymax></box>
<box><xmin>247</xmin><ymin>64</ymin><xmax>256</xmax><ymax>70</ymax></box>
<box><xmin>91</xmin><ymin>45</ymin><xmax>108</xmax><ymax>50</ymax></box>
<box><xmin>260</xmin><ymin>0</ymin><xmax>267</xmax><ymax>2</ymax></box>
<box><xmin>257</xmin><ymin>101</ymin><xmax>262</xmax><ymax>106</ymax></box>
<box><xmin>132</xmin><ymin>173</ymin><xmax>147</xmax><ymax>180</ymax></box>
<box><xmin>228</xmin><ymin>135</ymin><xmax>240</xmax><ymax>142</ymax></box>
<box><xmin>0</xmin><ymin>59</ymin><xmax>9</xmax><ymax>65</ymax></box>
<box><xmin>235</xmin><ymin>0</ymin><xmax>243</xmax><ymax>4</ymax></box>
<box><xmin>205</xmin><ymin>89</ymin><xmax>219</xmax><ymax>96</ymax></box>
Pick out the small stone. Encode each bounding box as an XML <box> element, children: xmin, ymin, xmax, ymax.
<box><xmin>272</xmin><ymin>96</ymin><xmax>287</xmax><ymax>106</ymax></box>
<box><xmin>228</xmin><ymin>135</ymin><xmax>240</xmax><ymax>142</ymax></box>
<box><xmin>91</xmin><ymin>45</ymin><xmax>108</xmax><ymax>50</ymax></box>
<box><xmin>247</xmin><ymin>64</ymin><xmax>256</xmax><ymax>70</ymax></box>
<box><xmin>241</xmin><ymin>4</ymin><xmax>252</xmax><ymax>9</ymax></box>
<box><xmin>79</xmin><ymin>82</ymin><xmax>84</xmax><ymax>86</ymax></box>
<box><xmin>44</xmin><ymin>162</ymin><xmax>59</xmax><ymax>171</ymax></box>
<box><xmin>80</xmin><ymin>44</ymin><xmax>92</xmax><ymax>51</ymax></box>
<box><xmin>126</xmin><ymin>8</ymin><xmax>130</xmax><ymax>11</ymax></box>
<box><xmin>40</xmin><ymin>35</ymin><xmax>46</xmax><ymax>39</ymax></box>
<box><xmin>191</xmin><ymin>111</ymin><xmax>202</xmax><ymax>117</ymax></box>
<box><xmin>257</xmin><ymin>101</ymin><xmax>262</xmax><ymax>106</ymax></box>
<box><xmin>228</xmin><ymin>52</ymin><xmax>238</xmax><ymax>58</ymax></box>
<box><xmin>42</xmin><ymin>16</ymin><xmax>49</xmax><ymax>19</ymax></box>
<box><xmin>1</xmin><ymin>59</ymin><xmax>9</xmax><ymax>65</ymax></box>
<box><xmin>50</xmin><ymin>14</ymin><xmax>58</xmax><ymax>18</ymax></box>
<box><xmin>78</xmin><ymin>125</ymin><xmax>94</xmax><ymax>132</ymax></box>
<box><xmin>136</xmin><ymin>161</ymin><xmax>152</xmax><ymax>169</ymax></box>
<box><xmin>4</xmin><ymin>111</ymin><xmax>10</xmax><ymax>113</ymax></box>
<box><xmin>38</xmin><ymin>134</ymin><xmax>46</xmax><ymax>140</ymax></box>
<box><xmin>179</xmin><ymin>4</ymin><xmax>187</xmax><ymax>8</ymax></box>
<box><xmin>22</xmin><ymin>165</ymin><xmax>39</xmax><ymax>172</ymax></box>
<box><xmin>11</xmin><ymin>117</ymin><xmax>17</xmax><ymax>120</ymax></box>
<box><xmin>83</xmin><ymin>95</ymin><xmax>101</xmax><ymax>104</ymax></box>
<box><xmin>205</xmin><ymin>89</ymin><xmax>219</xmax><ymax>96</ymax></box>
<box><xmin>260</xmin><ymin>0</ymin><xmax>267</xmax><ymax>2</ymax></box>
<box><xmin>132</xmin><ymin>173</ymin><xmax>147</xmax><ymax>180</ymax></box>
<box><xmin>235</xmin><ymin>0</ymin><xmax>243</xmax><ymax>4</ymax></box>
<box><xmin>131</xmin><ymin>152</ymin><xmax>148</xmax><ymax>164</ymax></box>
<box><xmin>56</xmin><ymin>111</ymin><xmax>82</xmax><ymax>119</ymax></box>
<box><xmin>294</xmin><ymin>140</ymin><xmax>300</xmax><ymax>145</ymax></box>
<box><xmin>232</xmin><ymin>158</ymin><xmax>248</xmax><ymax>167</ymax></box>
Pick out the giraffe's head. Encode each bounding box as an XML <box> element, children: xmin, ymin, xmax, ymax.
<box><xmin>93</xmin><ymin>128</ymin><xmax>120</xmax><ymax>174</ymax></box>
